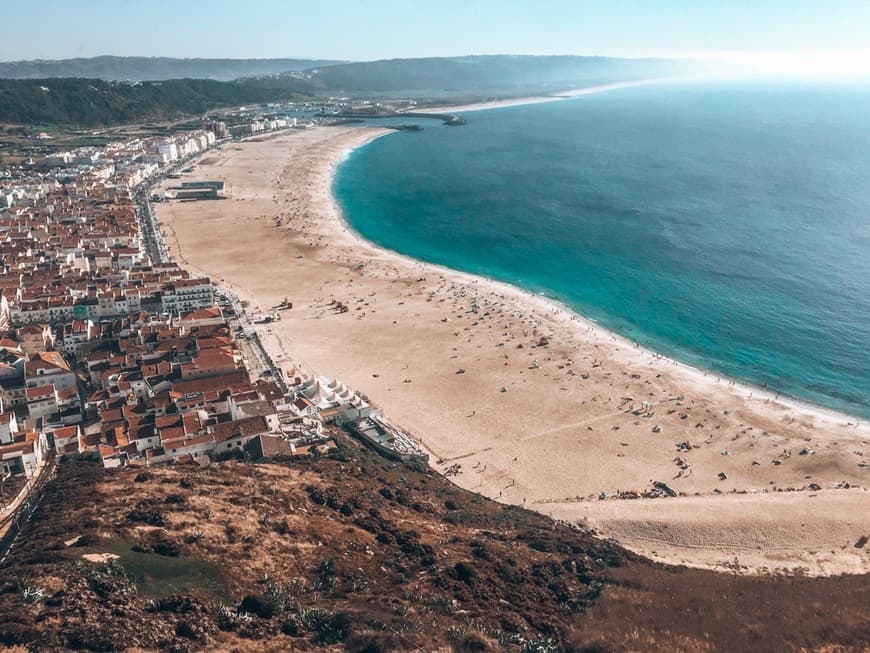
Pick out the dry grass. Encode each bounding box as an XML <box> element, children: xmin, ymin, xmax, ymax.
<box><xmin>0</xmin><ymin>435</ymin><xmax>867</xmax><ymax>651</ymax></box>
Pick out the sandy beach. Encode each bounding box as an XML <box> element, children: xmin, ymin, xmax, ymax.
<box><xmin>155</xmin><ymin>125</ymin><xmax>870</xmax><ymax>576</ymax></box>
<box><xmin>415</xmin><ymin>76</ymin><xmax>703</xmax><ymax>113</ymax></box>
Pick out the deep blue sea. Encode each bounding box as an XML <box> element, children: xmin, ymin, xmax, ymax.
<box><xmin>334</xmin><ymin>79</ymin><xmax>870</xmax><ymax>418</ymax></box>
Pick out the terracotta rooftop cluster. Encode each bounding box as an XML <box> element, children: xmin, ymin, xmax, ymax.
<box><xmin>0</xmin><ymin>130</ymin><xmax>374</xmax><ymax>495</ymax></box>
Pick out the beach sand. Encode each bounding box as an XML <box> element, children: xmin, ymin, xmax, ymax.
<box><xmin>415</xmin><ymin>76</ymin><xmax>702</xmax><ymax>113</ymax></box>
<box><xmin>156</xmin><ymin>125</ymin><xmax>870</xmax><ymax>576</ymax></box>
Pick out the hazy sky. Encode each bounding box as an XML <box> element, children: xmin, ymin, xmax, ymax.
<box><xmin>2</xmin><ymin>0</ymin><xmax>870</xmax><ymax>61</ymax></box>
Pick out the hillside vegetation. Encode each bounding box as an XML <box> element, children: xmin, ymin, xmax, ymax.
<box><xmin>0</xmin><ymin>56</ymin><xmax>345</xmax><ymax>82</ymax></box>
<box><xmin>0</xmin><ymin>77</ymin><xmax>312</xmax><ymax>127</ymax></box>
<box><xmin>0</xmin><ymin>55</ymin><xmax>714</xmax><ymax>127</ymax></box>
<box><xmin>0</xmin><ymin>433</ymin><xmax>867</xmax><ymax>652</ymax></box>
<box><xmin>301</xmin><ymin>55</ymin><xmax>707</xmax><ymax>97</ymax></box>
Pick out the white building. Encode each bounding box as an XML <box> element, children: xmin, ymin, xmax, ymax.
<box><xmin>24</xmin><ymin>351</ymin><xmax>77</xmax><ymax>392</ymax></box>
<box><xmin>157</xmin><ymin>142</ymin><xmax>179</xmax><ymax>163</ymax></box>
<box><xmin>161</xmin><ymin>278</ymin><xmax>214</xmax><ymax>315</ymax></box>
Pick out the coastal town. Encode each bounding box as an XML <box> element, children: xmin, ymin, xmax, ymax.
<box><xmin>3</xmin><ymin>93</ymin><xmax>868</xmax><ymax>583</ymax></box>
<box><xmin>0</xmin><ymin>110</ymin><xmax>428</xmax><ymax>554</ymax></box>
<box><xmin>2</xmin><ymin>3</ymin><xmax>870</xmax><ymax>644</ymax></box>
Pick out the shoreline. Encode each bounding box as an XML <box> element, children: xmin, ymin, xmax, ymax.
<box><xmin>156</xmin><ymin>125</ymin><xmax>870</xmax><ymax>576</ymax></box>
<box><xmin>414</xmin><ymin>74</ymin><xmax>707</xmax><ymax>114</ymax></box>
<box><xmin>332</xmin><ymin>128</ymin><xmax>867</xmax><ymax>426</ymax></box>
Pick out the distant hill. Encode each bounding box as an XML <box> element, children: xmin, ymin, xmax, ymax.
<box><xmin>0</xmin><ymin>77</ymin><xmax>312</xmax><ymax>127</ymax></box>
<box><xmin>301</xmin><ymin>54</ymin><xmax>709</xmax><ymax>97</ymax></box>
<box><xmin>0</xmin><ymin>55</ymin><xmax>716</xmax><ymax>127</ymax></box>
<box><xmin>0</xmin><ymin>56</ymin><xmax>347</xmax><ymax>82</ymax></box>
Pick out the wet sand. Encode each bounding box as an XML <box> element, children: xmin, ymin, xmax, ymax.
<box><xmin>156</xmin><ymin>125</ymin><xmax>870</xmax><ymax>575</ymax></box>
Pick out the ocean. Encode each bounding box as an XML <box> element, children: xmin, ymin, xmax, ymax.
<box><xmin>333</xmin><ymin>79</ymin><xmax>870</xmax><ymax>418</ymax></box>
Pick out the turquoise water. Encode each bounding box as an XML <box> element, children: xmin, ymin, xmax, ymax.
<box><xmin>334</xmin><ymin>80</ymin><xmax>870</xmax><ymax>418</ymax></box>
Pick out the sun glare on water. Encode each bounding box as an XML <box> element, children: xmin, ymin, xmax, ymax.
<box><xmin>707</xmin><ymin>49</ymin><xmax>870</xmax><ymax>79</ymax></box>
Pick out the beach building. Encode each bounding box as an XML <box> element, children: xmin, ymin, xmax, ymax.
<box><xmin>180</xmin><ymin>181</ymin><xmax>225</xmax><ymax>191</ymax></box>
<box><xmin>178</xmin><ymin>307</ymin><xmax>225</xmax><ymax>329</ymax></box>
<box><xmin>298</xmin><ymin>375</ymin><xmax>379</xmax><ymax>425</ymax></box>
<box><xmin>160</xmin><ymin>278</ymin><xmax>214</xmax><ymax>315</ymax></box>
<box><xmin>204</xmin><ymin>121</ymin><xmax>229</xmax><ymax>139</ymax></box>
<box><xmin>347</xmin><ymin>416</ymin><xmax>428</xmax><ymax>465</ymax></box>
